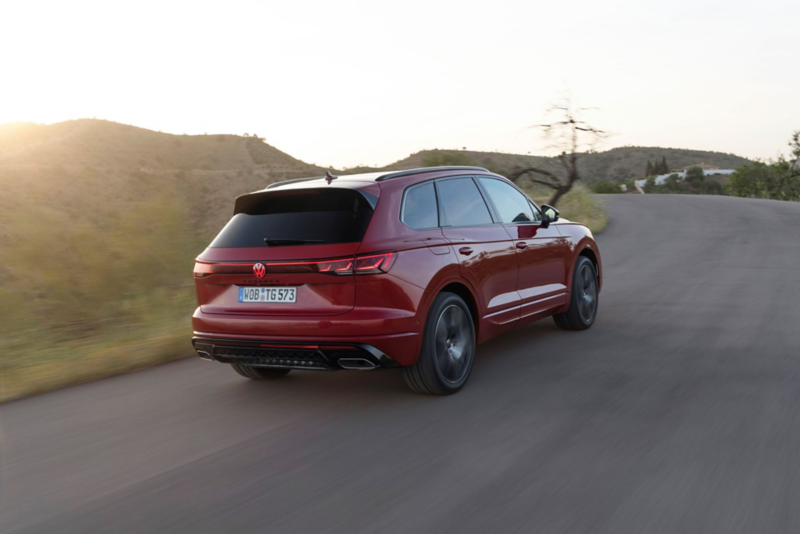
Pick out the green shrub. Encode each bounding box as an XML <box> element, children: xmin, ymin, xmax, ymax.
<box><xmin>685</xmin><ymin>166</ymin><xmax>705</xmax><ymax>183</ymax></box>
<box><xmin>591</xmin><ymin>180</ymin><xmax>623</xmax><ymax>194</ymax></box>
<box><xmin>730</xmin><ymin>159</ymin><xmax>800</xmax><ymax>201</ymax></box>
<box><xmin>422</xmin><ymin>151</ymin><xmax>474</xmax><ymax>167</ymax></box>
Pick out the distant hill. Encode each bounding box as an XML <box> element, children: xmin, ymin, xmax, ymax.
<box><xmin>364</xmin><ymin>147</ymin><xmax>752</xmax><ymax>183</ymax></box>
<box><xmin>0</xmin><ymin>119</ymin><xmax>322</xmax><ymax>174</ymax></box>
<box><xmin>0</xmin><ymin>119</ymin><xmax>752</xmax><ymax>182</ymax></box>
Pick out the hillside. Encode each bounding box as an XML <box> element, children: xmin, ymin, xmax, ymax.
<box><xmin>0</xmin><ymin>119</ymin><xmax>321</xmax><ymax>173</ymax></box>
<box><xmin>369</xmin><ymin>147</ymin><xmax>752</xmax><ymax>183</ymax></box>
<box><xmin>0</xmin><ymin>120</ymin><xmax>332</xmax><ymax>239</ymax></box>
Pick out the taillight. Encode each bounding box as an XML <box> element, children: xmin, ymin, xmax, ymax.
<box><xmin>193</xmin><ymin>262</ymin><xmax>214</xmax><ymax>278</ymax></box>
<box><xmin>193</xmin><ymin>253</ymin><xmax>395</xmax><ymax>278</ymax></box>
<box><xmin>317</xmin><ymin>259</ymin><xmax>354</xmax><ymax>274</ymax></box>
<box><xmin>354</xmin><ymin>252</ymin><xmax>396</xmax><ymax>274</ymax></box>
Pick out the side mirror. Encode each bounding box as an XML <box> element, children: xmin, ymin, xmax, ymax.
<box><xmin>541</xmin><ymin>204</ymin><xmax>559</xmax><ymax>227</ymax></box>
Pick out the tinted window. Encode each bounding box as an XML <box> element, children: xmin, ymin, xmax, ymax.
<box><xmin>402</xmin><ymin>182</ymin><xmax>438</xmax><ymax>229</ymax></box>
<box><xmin>436</xmin><ymin>178</ymin><xmax>493</xmax><ymax>227</ymax></box>
<box><xmin>479</xmin><ymin>178</ymin><xmax>534</xmax><ymax>223</ymax></box>
<box><xmin>210</xmin><ymin>189</ymin><xmax>373</xmax><ymax>247</ymax></box>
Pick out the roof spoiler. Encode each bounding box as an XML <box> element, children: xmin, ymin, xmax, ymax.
<box><xmin>234</xmin><ymin>185</ymin><xmax>379</xmax><ymax>214</ymax></box>
<box><xmin>265</xmin><ymin>176</ymin><xmax>324</xmax><ymax>190</ymax></box>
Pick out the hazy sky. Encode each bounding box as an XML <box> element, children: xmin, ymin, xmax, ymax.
<box><xmin>1</xmin><ymin>0</ymin><xmax>798</xmax><ymax>167</ymax></box>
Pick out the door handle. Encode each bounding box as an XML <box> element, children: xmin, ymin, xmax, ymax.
<box><xmin>515</xmin><ymin>242</ymin><xmax>528</xmax><ymax>250</ymax></box>
<box><xmin>459</xmin><ymin>246</ymin><xmax>473</xmax><ymax>256</ymax></box>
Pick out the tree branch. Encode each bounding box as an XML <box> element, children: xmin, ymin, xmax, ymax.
<box><xmin>506</xmin><ymin>166</ymin><xmax>562</xmax><ymax>186</ymax></box>
<box><xmin>528</xmin><ymin>179</ymin><xmax>559</xmax><ymax>189</ymax></box>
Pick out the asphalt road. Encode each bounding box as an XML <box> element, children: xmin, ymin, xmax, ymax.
<box><xmin>3</xmin><ymin>195</ymin><xmax>800</xmax><ymax>533</ymax></box>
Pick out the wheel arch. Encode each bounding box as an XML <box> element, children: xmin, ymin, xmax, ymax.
<box><xmin>420</xmin><ymin>276</ymin><xmax>482</xmax><ymax>345</ymax></box>
<box><xmin>439</xmin><ymin>281</ymin><xmax>480</xmax><ymax>336</ymax></box>
<box><xmin>579</xmin><ymin>247</ymin><xmax>598</xmax><ymax>272</ymax></box>
<box><xmin>575</xmin><ymin>241</ymin><xmax>602</xmax><ymax>293</ymax></box>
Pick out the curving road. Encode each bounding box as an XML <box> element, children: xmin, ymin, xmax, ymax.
<box><xmin>3</xmin><ymin>195</ymin><xmax>800</xmax><ymax>533</ymax></box>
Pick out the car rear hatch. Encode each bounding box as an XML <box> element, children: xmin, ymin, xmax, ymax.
<box><xmin>195</xmin><ymin>185</ymin><xmax>380</xmax><ymax>317</ymax></box>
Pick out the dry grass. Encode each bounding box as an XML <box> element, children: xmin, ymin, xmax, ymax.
<box><xmin>521</xmin><ymin>183</ymin><xmax>609</xmax><ymax>234</ymax></box>
<box><xmin>0</xmin><ymin>166</ymin><xmax>196</xmax><ymax>402</ymax></box>
<box><xmin>0</xmin><ymin>154</ymin><xmax>328</xmax><ymax>402</ymax></box>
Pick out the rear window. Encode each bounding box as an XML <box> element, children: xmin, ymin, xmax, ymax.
<box><xmin>210</xmin><ymin>189</ymin><xmax>374</xmax><ymax>248</ymax></box>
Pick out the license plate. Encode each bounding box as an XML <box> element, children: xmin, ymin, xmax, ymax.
<box><xmin>238</xmin><ymin>286</ymin><xmax>297</xmax><ymax>303</ymax></box>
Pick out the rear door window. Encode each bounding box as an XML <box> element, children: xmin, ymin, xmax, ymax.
<box><xmin>478</xmin><ymin>178</ymin><xmax>534</xmax><ymax>224</ymax></box>
<box><xmin>436</xmin><ymin>177</ymin><xmax>493</xmax><ymax>227</ymax></box>
<box><xmin>210</xmin><ymin>188</ymin><xmax>373</xmax><ymax>248</ymax></box>
<box><xmin>401</xmin><ymin>182</ymin><xmax>439</xmax><ymax>229</ymax></box>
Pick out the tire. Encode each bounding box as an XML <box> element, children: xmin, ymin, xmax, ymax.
<box><xmin>553</xmin><ymin>256</ymin><xmax>598</xmax><ymax>331</ymax></box>
<box><xmin>230</xmin><ymin>361</ymin><xmax>291</xmax><ymax>380</ymax></box>
<box><xmin>403</xmin><ymin>292</ymin><xmax>476</xmax><ymax>395</ymax></box>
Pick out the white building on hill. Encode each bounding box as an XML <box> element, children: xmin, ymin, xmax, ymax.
<box><xmin>635</xmin><ymin>169</ymin><xmax>735</xmax><ymax>193</ymax></box>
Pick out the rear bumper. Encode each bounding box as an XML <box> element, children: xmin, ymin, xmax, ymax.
<box><xmin>192</xmin><ymin>336</ymin><xmax>404</xmax><ymax>370</ymax></box>
<box><xmin>192</xmin><ymin>307</ymin><xmax>422</xmax><ymax>366</ymax></box>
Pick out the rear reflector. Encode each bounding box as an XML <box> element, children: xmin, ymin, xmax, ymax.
<box><xmin>193</xmin><ymin>252</ymin><xmax>395</xmax><ymax>277</ymax></box>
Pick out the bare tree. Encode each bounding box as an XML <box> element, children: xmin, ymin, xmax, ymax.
<box><xmin>507</xmin><ymin>98</ymin><xmax>608</xmax><ymax>206</ymax></box>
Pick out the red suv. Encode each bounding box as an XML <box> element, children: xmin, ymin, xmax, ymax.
<box><xmin>192</xmin><ymin>166</ymin><xmax>601</xmax><ymax>394</ymax></box>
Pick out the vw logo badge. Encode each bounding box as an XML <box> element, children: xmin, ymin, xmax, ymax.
<box><xmin>253</xmin><ymin>263</ymin><xmax>266</xmax><ymax>278</ymax></box>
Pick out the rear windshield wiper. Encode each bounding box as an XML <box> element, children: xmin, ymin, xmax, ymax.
<box><xmin>263</xmin><ymin>238</ymin><xmax>325</xmax><ymax>246</ymax></box>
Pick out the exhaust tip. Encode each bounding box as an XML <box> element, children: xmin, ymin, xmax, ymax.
<box><xmin>337</xmin><ymin>358</ymin><xmax>377</xmax><ymax>370</ymax></box>
<box><xmin>194</xmin><ymin>343</ymin><xmax>213</xmax><ymax>361</ymax></box>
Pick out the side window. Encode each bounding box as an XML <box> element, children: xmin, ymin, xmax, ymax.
<box><xmin>478</xmin><ymin>178</ymin><xmax>534</xmax><ymax>224</ymax></box>
<box><xmin>436</xmin><ymin>177</ymin><xmax>493</xmax><ymax>227</ymax></box>
<box><xmin>401</xmin><ymin>182</ymin><xmax>438</xmax><ymax>229</ymax></box>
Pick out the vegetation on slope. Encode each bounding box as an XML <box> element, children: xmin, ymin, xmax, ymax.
<box><xmin>0</xmin><ymin>167</ymin><xmax>197</xmax><ymax>401</ymax></box>
<box><xmin>0</xmin><ymin>119</ymin><xmax>321</xmax><ymax>173</ymax></box>
<box><xmin>520</xmin><ymin>183</ymin><xmax>608</xmax><ymax>234</ymax></box>
<box><xmin>728</xmin><ymin>132</ymin><xmax>800</xmax><ymax>201</ymax></box>
<box><xmin>643</xmin><ymin>166</ymin><xmax>727</xmax><ymax>195</ymax></box>
<box><xmin>392</xmin><ymin>146</ymin><xmax>750</xmax><ymax>184</ymax></box>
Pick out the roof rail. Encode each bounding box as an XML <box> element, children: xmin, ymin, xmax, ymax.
<box><xmin>266</xmin><ymin>176</ymin><xmax>324</xmax><ymax>190</ymax></box>
<box><xmin>375</xmin><ymin>166</ymin><xmax>489</xmax><ymax>182</ymax></box>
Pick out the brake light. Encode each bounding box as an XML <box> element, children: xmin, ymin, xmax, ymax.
<box><xmin>354</xmin><ymin>252</ymin><xmax>396</xmax><ymax>274</ymax></box>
